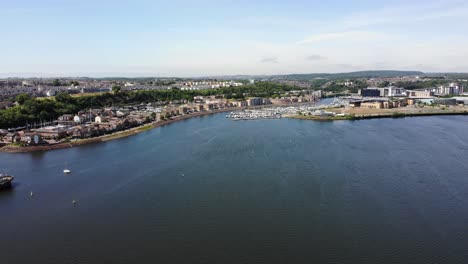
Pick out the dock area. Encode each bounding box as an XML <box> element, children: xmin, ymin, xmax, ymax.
<box><xmin>227</xmin><ymin>98</ymin><xmax>346</xmax><ymax>120</ymax></box>
<box><xmin>226</xmin><ymin>110</ymin><xmax>281</xmax><ymax>120</ymax></box>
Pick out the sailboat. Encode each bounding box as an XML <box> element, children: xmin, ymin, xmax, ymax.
<box><xmin>63</xmin><ymin>162</ymin><xmax>71</xmax><ymax>174</ymax></box>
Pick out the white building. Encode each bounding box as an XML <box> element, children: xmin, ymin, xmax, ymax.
<box><xmin>95</xmin><ymin>115</ymin><xmax>103</xmax><ymax>123</ymax></box>
<box><xmin>46</xmin><ymin>90</ymin><xmax>56</xmax><ymax>97</ymax></box>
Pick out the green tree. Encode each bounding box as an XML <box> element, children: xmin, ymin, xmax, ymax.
<box><xmin>52</xmin><ymin>79</ymin><xmax>61</xmax><ymax>86</ymax></box>
<box><xmin>55</xmin><ymin>92</ymin><xmax>74</xmax><ymax>104</ymax></box>
<box><xmin>15</xmin><ymin>93</ymin><xmax>32</xmax><ymax>105</ymax></box>
<box><xmin>112</xmin><ymin>85</ymin><xmax>122</xmax><ymax>93</ymax></box>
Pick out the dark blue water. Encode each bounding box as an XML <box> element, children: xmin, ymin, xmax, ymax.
<box><xmin>1</xmin><ymin>114</ymin><xmax>468</xmax><ymax>264</ymax></box>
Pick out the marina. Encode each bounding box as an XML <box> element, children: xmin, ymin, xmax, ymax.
<box><xmin>226</xmin><ymin>110</ymin><xmax>281</xmax><ymax>120</ymax></box>
<box><xmin>227</xmin><ymin>98</ymin><xmax>347</xmax><ymax>120</ymax></box>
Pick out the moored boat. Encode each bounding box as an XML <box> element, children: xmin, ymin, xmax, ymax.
<box><xmin>0</xmin><ymin>174</ymin><xmax>14</xmax><ymax>190</ymax></box>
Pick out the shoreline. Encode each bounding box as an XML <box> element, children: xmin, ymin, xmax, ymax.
<box><xmin>0</xmin><ymin>108</ymin><xmax>234</xmax><ymax>153</ymax></box>
<box><xmin>291</xmin><ymin>110</ymin><xmax>468</xmax><ymax>121</ymax></box>
<box><xmin>0</xmin><ymin>101</ymin><xmax>318</xmax><ymax>153</ymax></box>
<box><xmin>4</xmin><ymin>104</ymin><xmax>467</xmax><ymax>153</ymax></box>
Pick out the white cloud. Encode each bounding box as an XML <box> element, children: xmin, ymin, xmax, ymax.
<box><xmin>305</xmin><ymin>55</ymin><xmax>327</xmax><ymax>61</ymax></box>
<box><xmin>260</xmin><ymin>57</ymin><xmax>279</xmax><ymax>63</ymax></box>
<box><xmin>298</xmin><ymin>31</ymin><xmax>388</xmax><ymax>44</ymax></box>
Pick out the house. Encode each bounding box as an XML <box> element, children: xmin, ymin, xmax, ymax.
<box><xmin>46</xmin><ymin>90</ymin><xmax>56</xmax><ymax>97</ymax></box>
<box><xmin>205</xmin><ymin>104</ymin><xmax>214</xmax><ymax>111</ymax></box>
<box><xmin>31</xmin><ymin>126</ymin><xmax>68</xmax><ymax>139</ymax></box>
<box><xmin>194</xmin><ymin>96</ymin><xmax>204</xmax><ymax>103</ymax></box>
<box><xmin>179</xmin><ymin>106</ymin><xmax>190</xmax><ymax>114</ymax></box>
<box><xmin>95</xmin><ymin>115</ymin><xmax>107</xmax><ymax>123</ymax></box>
<box><xmin>116</xmin><ymin>110</ymin><xmax>130</xmax><ymax>117</ymax></box>
<box><xmin>0</xmin><ymin>101</ymin><xmax>14</xmax><ymax>109</ymax></box>
<box><xmin>70</xmin><ymin>127</ymin><xmax>84</xmax><ymax>138</ymax></box>
<box><xmin>23</xmin><ymin>132</ymin><xmax>45</xmax><ymax>145</ymax></box>
<box><xmin>0</xmin><ymin>129</ymin><xmax>7</xmax><ymax>138</ymax></box>
<box><xmin>5</xmin><ymin>132</ymin><xmax>21</xmax><ymax>143</ymax></box>
<box><xmin>57</xmin><ymin>114</ymin><xmax>74</xmax><ymax>125</ymax></box>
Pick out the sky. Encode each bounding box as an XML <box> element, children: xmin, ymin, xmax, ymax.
<box><xmin>1</xmin><ymin>0</ymin><xmax>468</xmax><ymax>77</ymax></box>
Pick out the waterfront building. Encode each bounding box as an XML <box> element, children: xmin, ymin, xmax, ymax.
<box><xmin>271</xmin><ymin>98</ymin><xmax>291</xmax><ymax>105</ymax></box>
<box><xmin>361</xmin><ymin>101</ymin><xmax>384</xmax><ymax>109</ymax></box>
<box><xmin>247</xmin><ymin>97</ymin><xmax>263</xmax><ymax>106</ymax></box>
<box><xmin>359</xmin><ymin>88</ymin><xmax>381</xmax><ymax>97</ymax></box>
<box><xmin>384</xmin><ymin>87</ymin><xmax>406</xmax><ymax>96</ymax></box>
<box><xmin>360</xmin><ymin>87</ymin><xmax>406</xmax><ymax>97</ymax></box>
<box><xmin>408</xmin><ymin>90</ymin><xmax>433</xmax><ymax>98</ymax></box>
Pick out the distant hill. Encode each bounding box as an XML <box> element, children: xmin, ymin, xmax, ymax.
<box><xmin>278</xmin><ymin>71</ymin><xmax>424</xmax><ymax>81</ymax></box>
<box><xmin>7</xmin><ymin>70</ymin><xmax>462</xmax><ymax>81</ymax></box>
<box><xmin>199</xmin><ymin>71</ymin><xmax>425</xmax><ymax>81</ymax></box>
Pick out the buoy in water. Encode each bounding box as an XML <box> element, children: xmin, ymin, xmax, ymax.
<box><xmin>30</xmin><ymin>191</ymin><xmax>33</xmax><ymax>197</ymax></box>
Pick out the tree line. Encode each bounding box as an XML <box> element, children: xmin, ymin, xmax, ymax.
<box><xmin>0</xmin><ymin>82</ymin><xmax>298</xmax><ymax>129</ymax></box>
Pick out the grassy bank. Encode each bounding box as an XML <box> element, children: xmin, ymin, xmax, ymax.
<box><xmin>292</xmin><ymin>109</ymin><xmax>468</xmax><ymax>121</ymax></box>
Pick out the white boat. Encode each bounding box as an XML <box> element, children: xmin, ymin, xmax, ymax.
<box><xmin>63</xmin><ymin>162</ymin><xmax>71</xmax><ymax>174</ymax></box>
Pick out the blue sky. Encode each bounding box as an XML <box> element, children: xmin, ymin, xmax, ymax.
<box><xmin>1</xmin><ymin>0</ymin><xmax>468</xmax><ymax>77</ymax></box>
